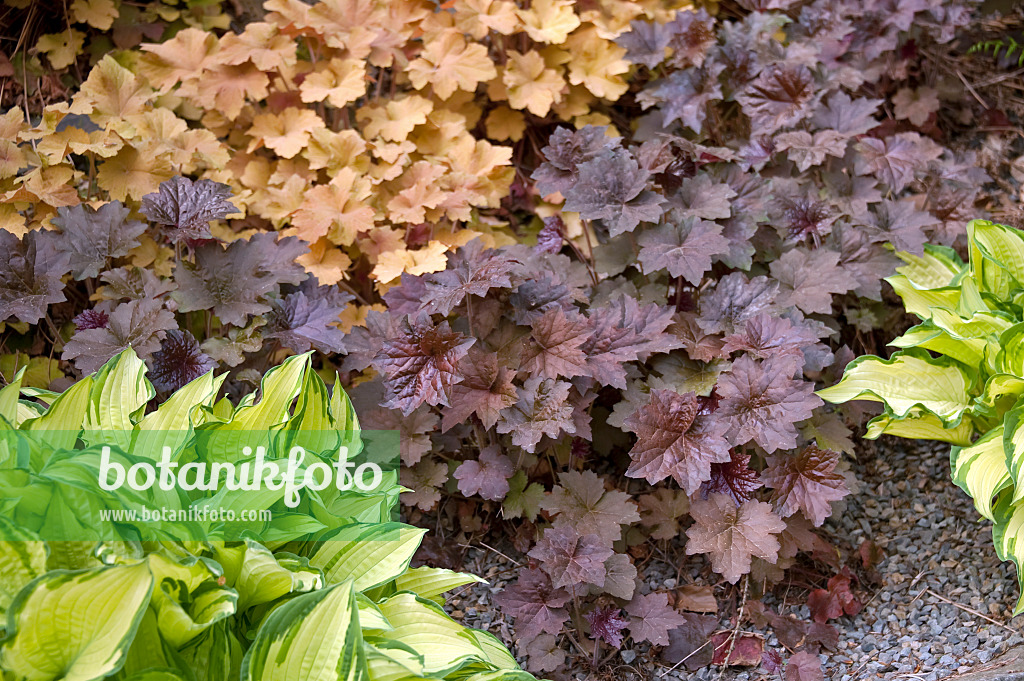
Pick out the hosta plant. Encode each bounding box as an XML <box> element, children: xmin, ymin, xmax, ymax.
<box><xmin>0</xmin><ymin>348</ymin><xmax>535</xmax><ymax>681</ymax></box>
<box><xmin>819</xmin><ymin>219</ymin><xmax>1024</xmax><ymax>614</ymax></box>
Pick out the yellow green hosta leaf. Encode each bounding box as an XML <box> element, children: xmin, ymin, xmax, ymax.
<box><xmin>242</xmin><ymin>581</ymin><xmax>363</xmax><ymax>681</ymax></box>
<box><xmin>147</xmin><ymin>552</ymin><xmax>236</xmax><ymax>649</ymax></box>
<box><xmin>468</xmin><ymin>630</ymin><xmax>519</xmax><ymax>670</ymax></box>
<box><xmin>0</xmin><ymin>367</ymin><xmax>25</xmax><ymax>425</ymax></box>
<box><xmin>365</xmin><ymin>642</ymin><xmax>425</xmax><ymax>681</ymax></box>
<box><xmin>22</xmin><ymin>376</ymin><xmax>93</xmax><ymax>450</ymax></box>
<box><xmin>229</xmin><ymin>543</ymin><xmax>322</xmax><ymax>611</ymax></box>
<box><xmin>83</xmin><ymin>349</ymin><xmax>153</xmax><ymax>450</ymax></box>
<box><xmin>894</xmin><ymin>244</ymin><xmax>962</xmax><ymax>289</ymax></box>
<box><xmin>992</xmin><ymin>494</ymin><xmax>1024</xmax><ymax>615</ymax></box>
<box><xmin>393</xmin><ymin>567</ymin><xmax>485</xmax><ymax>604</ymax></box>
<box><xmin>997</xmin><ymin>323</ymin><xmax>1024</xmax><ymax>378</ymax></box>
<box><xmin>889</xmin><ymin>324</ymin><xmax>986</xmax><ymax>369</ymax></box>
<box><xmin>0</xmin><ymin>520</ymin><xmax>47</xmax><ymax>617</ymax></box>
<box><xmin>864</xmin><ymin>410</ymin><xmax>974</xmax><ymax>446</ymax></box>
<box><xmin>1</xmin><ymin>561</ymin><xmax>154</xmax><ymax>681</ymax></box>
<box><xmin>969</xmin><ymin>219</ymin><xmax>1024</xmax><ymax>299</ymax></box>
<box><xmin>1005</xmin><ymin>404</ymin><xmax>1024</xmax><ymax>505</ymax></box>
<box><xmin>311</xmin><ymin>523</ymin><xmax>426</xmax><ymax>591</ymax></box>
<box><xmin>372</xmin><ymin>593</ymin><xmax>486</xmax><ymax>675</ymax></box>
<box><xmin>817</xmin><ymin>351</ymin><xmax>974</xmax><ymax>424</ymax></box>
<box><xmin>885</xmin><ymin>274</ymin><xmax>960</xmax><ymax>320</ymax></box>
<box><xmin>951</xmin><ymin>426</ymin><xmax>1011</xmax><ymax>522</ymax></box>
<box><xmin>356</xmin><ymin>594</ymin><xmax>392</xmax><ymax>630</ymax></box>
<box><xmin>132</xmin><ymin>370</ymin><xmax>226</xmax><ymax>461</ymax></box>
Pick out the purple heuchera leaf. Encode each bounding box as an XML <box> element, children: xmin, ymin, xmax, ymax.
<box><xmin>585</xmin><ymin>607</ymin><xmax>629</xmax><ymax>648</ymax></box>
<box><xmin>51</xmin><ymin>201</ymin><xmax>146</xmax><ymax>280</ymax></box>
<box><xmin>148</xmin><ymin>329</ymin><xmax>216</xmax><ymax>393</ymax></box>
<box><xmin>453</xmin><ymin>446</ymin><xmax>515</xmax><ymax>501</ymax></box>
<box><xmin>493</xmin><ymin>568</ymin><xmax>571</xmax><ymax>636</ymax></box>
<box><xmin>0</xmin><ymin>229</ymin><xmax>71</xmax><ymax>325</ymax></box>
<box><xmin>638</xmin><ymin>217</ymin><xmax>730</xmax><ymax>285</ymax></box>
<box><xmin>623</xmin><ymin>389</ymin><xmax>731</xmax><ymax>494</ymax></box>
<box><xmin>265</xmin><ymin>279</ymin><xmax>352</xmax><ymax>353</ymax></box>
<box><xmin>373</xmin><ymin>313</ymin><xmax>474</xmax><ymax>416</ymax></box>
<box><xmin>581</xmin><ymin>295</ymin><xmax>681</xmax><ymax>390</ymax></box>
<box><xmin>527</xmin><ymin>524</ymin><xmax>612</xmax><ymax>589</ymax></box>
<box><xmin>736</xmin><ymin>64</ymin><xmax>817</xmax><ymax>134</ymax></box>
<box><xmin>563</xmin><ymin>148</ymin><xmax>665</xmax><ymax>237</ymax></box>
<box><xmin>716</xmin><ymin>355</ymin><xmax>822</xmax><ymax>453</ymax></box>
<box><xmin>626</xmin><ymin>592</ymin><xmax>686</xmax><ymax>645</ymax></box>
<box><xmin>99</xmin><ymin>267</ymin><xmax>176</xmax><ymax>301</ymax></box>
<box><xmin>72</xmin><ymin>308</ymin><xmax>110</xmax><ymax>330</ymax></box>
<box><xmin>697</xmin><ymin>273</ymin><xmax>779</xmax><ymax>335</ymax></box>
<box><xmin>532</xmin><ymin>126</ymin><xmax>618</xmax><ymax>198</ymax></box>
<box><xmin>62</xmin><ymin>298</ymin><xmax>178</xmax><ymax>374</ymax></box>
<box><xmin>495</xmin><ymin>376</ymin><xmax>576</xmax><ymax>452</ymax></box>
<box><xmin>421</xmin><ymin>238</ymin><xmax>518</xmax><ymax>316</ymax></box>
<box><xmin>535</xmin><ymin>215</ymin><xmax>565</xmax><ymax>254</ymax></box>
<box><xmin>141</xmin><ymin>176</ymin><xmax>236</xmax><ymax>246</ymax></box>
<box><xmin>700</xmin><ymin>450</ymin><xmax>762</xmax><ymax>505</ymax></box>
<box><xmin>617</xmin><ymin>19</ymin><xmax>672</xmax><ymax>68</ymax></box>
<box><xmin>173</xmin><ymin>233</ymin><xmax>308</xmax><ymax>326</ymax></box>
<box><xmin>761</xmin><ymin>445</ymin><xmax>850</xmax><ymax>526</ymax></box>
<box><xmin>666</xmin><ymin>7</ymin><xmax>716</xmax><ymax>68</ymax></box>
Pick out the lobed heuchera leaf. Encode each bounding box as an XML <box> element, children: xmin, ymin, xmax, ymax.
<box><xmin>582</xmin><ymin>295</ymin><xmax>680</xmax><ymax>389</ymax></box>
<box><xmin>51</xmin><ymin>201</ymin><xmax>146</xmax><ymax>280</ymax></box>
<box><xmin>786</xmin><ymin>650</ymin><xmax>824</xmax><ymax>681</ymax></box>
<box><xmin>736</xmin><ymin>64</ymin><xmax>817</xmax><ymax>134</ymax></box>
<box><xmin>662</xmin><ymin>614</ymin><xmax>718</xmax><ymax>670</ymax></box>
<box><xmin>148</xmin><ymin>329</ymin><xmax>216</xmax><ymax>393</ymax></box>
<box><xmin>638</xmin><ymin>217</ymin><xmax>729</xmax><ymax>284</ymax></box>
<box><xmin>532</xmin><ymin>125</ymin><xmax>617</xmax><ymax>198</ymax></box>
<box><xmin>99</xmin><ymin>267</ymin><xmax>176</xmax><ymax>301</ymax></box>
<box><xmin>685</xmin><ymin>494</ymin><xmax>786</xmax><ymax>583</ymax></box>
<box><xmin>806</xmin><ymin>568</ymin><xmax>862</xmax><ymax>623</ymax></box>
<box><xmin>528</xmin><ymin>524</ymin><xmax>612</xmax><ymax>589</ymax></box>
<box><xmin>140</xmin><ymin>176</ymin><xmax>237</xmax><ymax>246</ymax></box>
<box><xmin>264</xmin><ymin>279</ymin><xmax>352</xmax><ymax>353</ymax></box>
<box><xmin>761</xmin><ymin>445</ymin><xmax>849</xmax><ymax>526</ymax></box>
<box><xmin>638</xmin><ymin>488</ymin><xmax>689</xmax><ymax>540</ymax></box>
<box><xmin>700</xmin><ymin>450</ymin><xmax>762</xmax><ymax>506</ymax></box>
<box><xmin>520</xmin><ymin>306</ymin><xmax>591</xmax><ymax>379</ymax></box>
<box><xmin>626</xmin><ymin>591</ymin><xmax>686</xmax><ymax>645</ymax></box>
<box><xmin>769</xmin><ymin>248</ymin><xmax>858</xmax><ymax>315</ymax></box>
<box><xmin>420</xmin><ymin>238</ymin><xmax>518</xmax><ymax>315</ymax></box>
<box><xmin>563</xmin><ymin>148</ymin><xmax>665</xmax><ymax>237</ymax></box>
<box><xmin>63</xmin><ymin>298</ymin><xmax>177</xmax><ymax>374</ymax></box>
<box><xmin>542</xmin><ymin>470</ymin><xmax>640</xmax><ymax>544</ymax></box>
<box><xmin>623</xmin><ymin>389</ymin><xmax>731</xmax><ymax>494</ymax></box>
<box><xmin>617</xmin><ymin>19</ymin><xmax>672</xmax><ymax>68</ymax></box>
<box><xmin>495</xmin><ymin>376</ymin><xmax>575</xmax><ymax>452</ymax></box>
<box><xmin>494</xmin><ymin>567</ymin><xmax>571</xmax><ymax>636</ymax></box>
<box><xmin>716</xmin><ymin>355</ymin><xmax>822</xmax><ymax>453</ymax></box>
<box><xmin>720</xmin><ymin>314</ymin><xmax>819</xmax><ymax>361</ymax></box>
<box><xmin>0</xmin><ymin>229</ymin><xmax>71</xmax><ymax>325</ymax></box>
<box><xmin>72</xmin><ymin>308</ymin><xmax>109</xmax><ymax>330</ymax></box>
<box><xmin>174</xmin><ymin>234</ymin><xmax>308</xmax><ymax>326</ymax></box>
<box><xmin>585</xmin><ymin>607</ymin><xmax>629</xmax><ymax>647</ymax></box>
<box><xmin>454</xmin><ymin>446</ymin><xmax>515</xmax><ymax>501</ymax></box>
<box><xmin>853</xmin><ymin>132</ymin><xmax>943</xmax><ymax>193</ymax></box>
<box><xmin>697</xmin><ymin>273</ymin><xmax>779</xmax><ymax>335</ymax></box>
<box><xmin>374</xmin><ymin>313</ymin><xmax>474</xmax><ymax>415</ymax></box>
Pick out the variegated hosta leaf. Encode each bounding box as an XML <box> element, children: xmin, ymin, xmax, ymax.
<box><xmin>147</xmin><ymin>552</ymin><xmax>237</xmax><ymax>649</ymax></box>
<box><xmin>1</xmin><ymin>561</ymin><xmax>154</xmax><ymax>681</ymax></box>
<box><xmin>393</xmin><ymin>566</ymin><xmax>485</xmax><ymax>604</ymax></box>
<box><xmin>1005</xmin><ymin>404</ymin><xmax>1024</xmax><ymax>505</ymax></box>
<box><xmin>311</xmin><ymin>523</ymin><xmax>426</xmax><ymax>591</ymax></box>
<box><xmin>372</xmin><ymin>592</ymin><xmax>488</xmax><ymax>675</ymax></box>
<box><xmin>992</xmin><ymin>494</ymin><xmax>1024</xmax><ymax>615</ymax></box>
<box><xmin>889</xmin><ymin>323</ymin><xmax>986</xmax><ymax>369</ymax></box>
<box><xmin>0</xmin><ymin>520</ymin><xmax>47</xmax><ymax>617</ymax></box>
<box><xmin>817</xmin><ymin>350</ymin><xmax>974</xmax><ymax>424</ymax></box>
<box><xmin>242</xmin><ymin>580</ymin><xmax>363</xmax><ymax>681</ymax></box>
<box><xmin>968</xmin><ymin>219</ymin><xmax>1024</xmax><ymax>300</ymax></box>
<box><xmin>951</xmin><ymin>426</ymin><xmax>1011</xmax><ymax>522</ymax></box>
<box><xmin>82</xmin><ymin>348</ymin><xmax>154</xmax><ymax>449</ymax></box>
<box><xmin>893</xmin><ymin>244</ymin><xmax>962</xmax><ymax>290</ymax></box>
<box><xmin>886</xmin><ymin>273</ymin><xmax>961</xmax><ymax>320</ymax></box>
<box><xmin>865</xmin><ymin>410</ymin><xmax>974</xmax><ymax>446</ymax></box>
<box><xmin>997</xmin><ymin>323</ymin><xmax>1024</xmax><ymax>377</ymax></box>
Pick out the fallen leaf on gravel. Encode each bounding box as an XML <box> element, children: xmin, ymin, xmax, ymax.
<box><xmin>676</xmin><ymin>584</ymin><xmax>718</xmax><ymax>613</ymax></box>
<box><xmin>711</xmin><ymin>631</ymin><xmax>764</xmax><ymax>665</ymax></box>
<box><xmin>807</xmin><ymin>568</ymin><xmax>862</xmax><ymax>623</ymax></box>
<box><xmin>662</xmin><ymin>613</ymin><xmax>717</xmax><ymax>670</ymax></box>
<box><xmin>786</xmin><ymin>651</ymin><xmax>823</xmax><ymax>681</ymax></box>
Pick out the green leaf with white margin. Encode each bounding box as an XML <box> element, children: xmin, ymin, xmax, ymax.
<box><xmin>467</xmin><ymin>630</ymin><xmax>520</xmax><ymax>670</ymax></box>
<box><xmin>865</xmin><ymin>410</ymin><xmax>974</xmax><ymax>446</ymax></box>
<box><xmin>393</xmin><ymin>567</ymin><xmax>484</xmax><ymax>604</ymax></box>
<box><xmin>968</xmin><ymin>219</ymin><xmax>1024</xmax><ymax>299</ymax></box>
<box><xmin>82</xmin><ymin>348</ymin><xmax>154</xmax><ymax>450</ymax></box>
<box><xmin>997</xmin><ymin>323</ymin><xmax>1024</xmax><ymax>378</ymax></box>
<box><xmin>817</xmin><ymin>350</ymin><xmax>975</xmax><ymax>424</ymax></box>
<box><xmin>242</xmin><ymin>580</ymin><xmax>364</xmax><ymax>681</ymax></box>
<box><xmin>310</xmin><ymin>523</ymin><xmax>426</xmax><ymax>591</ymax></box>
<box><xmin>951</xmin><ymin>425</ymin><xmax>1011</xmax><ymax>522</ymax></box>
<box><xmin>991</xmin><ymin>493</ymin><xmax>1024</xmax><ymax>615</ymax></box>
<box><xmin>1</xmin><ymin>560</ymin><xmax>154</xmax><ymax>681</ymax></box>
<box><xmin>372</xmin><ymin>592</ymin><xmax>486</xmax><ymax>675</ymax></box>
<box><xmin>355</xmin><ymin>594</ymin><xmax>392</xmax><ymax>630</ymax></box>
<box><xmin>0</xmin><ymin>518</ymin><xmax>46</xmax><ymax>617</ymax></box>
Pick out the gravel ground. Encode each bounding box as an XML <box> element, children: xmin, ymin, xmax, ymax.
<box><xmin>436</xmin><ymin>436</ymin><xmax>1024</xmax><ymax>680</ymax></box>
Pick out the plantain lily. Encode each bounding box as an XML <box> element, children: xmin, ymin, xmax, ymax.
<box><xmin>820</xmin><ymin>219</ymin><xmax>1024</xmax><ymax>614</ymax></box>
<box><xmin>0</xmin><ymin>349</ymin><xmax>535</xmax><ymax>681</ymax></box>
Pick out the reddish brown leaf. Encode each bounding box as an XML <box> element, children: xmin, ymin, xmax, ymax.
<box><xmin>685</xmin><ymin>494</ymin><xmax>785</xmax><ymax>584</ymax></box>
<box><xmin>711</xmin><ymin>631</ymin><xmax>764</xmax><ymax>666</ymax></box>
<box><xmin>761</xmin><ymin>446</ymin><xmax>849</xmax><ymax>526</ymax></box>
